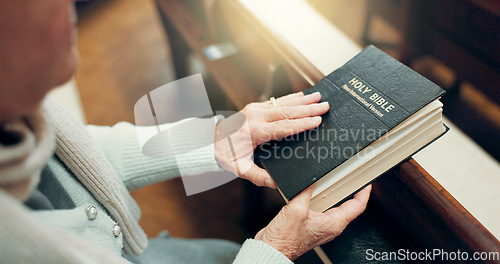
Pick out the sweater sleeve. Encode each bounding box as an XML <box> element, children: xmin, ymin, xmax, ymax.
<box><xmin>86</xmin><ymin>116</ymin><xmax>223</xmax><ymax>191</ymax></box>
<box><xmin>233</xmin><ymin>239</ymin><xmax>293</xmax><ymax>264</ymax></box>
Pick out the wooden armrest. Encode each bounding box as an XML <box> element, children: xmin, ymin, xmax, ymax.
<box><xmin>155</xmin><ymin>1</ymin><xmax>500</xmax><ymax>260</ymax></box>
<box><xmin>156</xmin><ymin>0</ymin><xmax>259</xmax><ymax>109</ymax></box>
<box><xmin>399</xmin><ymin>159</ymin><xmax>500</xmax><ymax>254</ymax></box>
<box><xmin>373</xmin><ymin>158</ymin><xmax>500</xmax><ymax>262</ymax></box>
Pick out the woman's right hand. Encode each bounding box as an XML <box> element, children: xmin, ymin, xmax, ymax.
<box><xmin>255</xmin><ymin>184</ymin><xmax>372</xmax><ymax>261</ymax></box>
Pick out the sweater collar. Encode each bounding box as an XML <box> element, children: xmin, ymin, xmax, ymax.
<box><xmin>0</xmin><ymin>105</ymin><xmax>55</xmax><ymax>201</ymax></box>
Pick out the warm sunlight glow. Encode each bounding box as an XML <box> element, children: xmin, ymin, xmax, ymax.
<box><xmin>238</xmin><ymin>0</ymin><xmax>361</xmax><ymax>75</ymax></box>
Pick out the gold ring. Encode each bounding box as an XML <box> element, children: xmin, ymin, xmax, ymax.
<box><xmin>269</xmin><ymin>97</ymin><xmax>277</xmax><ymax>109</ymax></box>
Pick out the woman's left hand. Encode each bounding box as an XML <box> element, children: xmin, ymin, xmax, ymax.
<box><xmin>214</xmin><ymin>91</ymin><xmax>329</xmax><ymax>188</ymax></box>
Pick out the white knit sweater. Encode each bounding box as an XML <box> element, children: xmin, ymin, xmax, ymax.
<box><xmin>0</xmin><ymin>98</ymin><xmax>292</xmax><ymax>264</ymax></box>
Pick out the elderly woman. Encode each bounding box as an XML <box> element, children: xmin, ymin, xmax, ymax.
<box><xmin>0</xmin><ymin>0</ymin><xmax>370</xmax><ymax>263</ymax></box>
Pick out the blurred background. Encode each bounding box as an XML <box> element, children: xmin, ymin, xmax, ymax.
<box><xmin>58</xmin><ymin>0</ymin><xmax>499</xmax><ymax>252</ymax></box>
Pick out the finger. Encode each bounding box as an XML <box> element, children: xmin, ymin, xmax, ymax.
<box><xmin>264</xmin><ymin>102</ymin><xmax>329</xmax><ymax>122</ymax></box>
<box><xmin>277</xmin><ymin>91</ymin><xmax>321</xmax><ymax>107</ymax></box>
<box><xmin>256</xmin><ymin>92</ymin><xmax>305</xmax><ymax>109</ymax></box>
<box><xmin>324</xmin><ymin>185</ymin><xmax>371</xmax><ymax>223</ymax></box>
<box><xmin>264</xmin><ymin>116</ymin><xmax>322</xmax><ymax>140</ymax></box>
<box><xmin>285</xmin><ymin>184</ymin><xmax>314</xmax><ymax>218</ymax></box>
<box><xmin>353</xmin><ymin>184</ymin><xmax>372</xmax><ymax>203</ymax></box>
<box><xmin>289</xmin><ymin>184</ymin><xmax>314</xmax><ymax>206</ymax></box>
<box><xmin>240</xmin><ymin>164</ymin><xmax>277</xmax><ymax>188</ymax></box>
<box><xmin>276</xmin><ymin>91</ymin><xmax>304</xmax><ymax>101</ymax></box>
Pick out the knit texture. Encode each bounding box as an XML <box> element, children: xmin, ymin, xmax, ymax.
<box><xmin>0</xmin><ymin>107</ymin><xmax>55</xmax><ymax>200</ymax></box>
<box><xmin>0</xmin><ymin>103</ymin><xmax>130</xmax><ymax>263</ymax></box>
<box><xmin>45</xmin><ymin>98</ymin><xmax>148</xmax><ymax>255</ymax></box>
<box><xmin>86</xmin><ymin>118</ymin><xmax>223</xmax><ymax>192</ymax></box>
<box><xmin>233</xmin><ymin>239</ymin><xmax>294</xmax><ymax>264</ymax></box>
<box><xmin>0</xmin><ymin>98</ymin><xmax>293</xmax><ymax>263</ymax></box>
<box><xmin>0</xmin><ymin>190</ymin><xmax>131</xmax><ymax>264</ymax></box>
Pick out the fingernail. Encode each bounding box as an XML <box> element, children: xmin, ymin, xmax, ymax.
<box><xmin>319</xmin><ymin>102</ymin><xmax>329</xmax><ymax>107</ymax></box>
<box><xmin>265</xmin><ymin>179</ymin><xmax>276</xmax><ymax>188</ymax></box>
<box><xmin>312</xmin><ymin>116</ymin><xmax>322</xmax><ymax>123</ymax></box>
<box><xmin>306</xmin><ymin>92</ymin><xmax>320</xmax><ymax>97</ymax></box>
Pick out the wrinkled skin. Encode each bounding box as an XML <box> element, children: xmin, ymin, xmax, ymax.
<box><xmin>0</xmin><ymin>0</ymin><xmax>370</xmax><ymax>260</ymax></box>
<box><xmin>214</xmin><ymin>92</ymin><xmax>329</xmax><ymax>188</ymax></box>
<box><xmin>256</xmin><ymin>185</ymin><xmax>372</xmax><ymax>260</ymax></box>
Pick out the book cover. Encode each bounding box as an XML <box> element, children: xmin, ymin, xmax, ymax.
<box><xmin>254</xmin><ymin>45</ymin><xmax>446</xmax><ymax>202</ymax></box>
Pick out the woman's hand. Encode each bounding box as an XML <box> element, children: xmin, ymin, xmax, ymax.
<box><xmin>255</xmin><ymin>185</ymin><xmax>372</xmax><ymax>260</ymax></box>
<box><xmin>214</xmin><ymin>92</ymin><xmax>329</xmax><ymax>188</ymax></box>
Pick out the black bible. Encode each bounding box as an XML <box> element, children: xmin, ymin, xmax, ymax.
<box><xmin>255</xmin><ymin>45</ymin><xmax>448</xmax><ymax>213</ymax></box>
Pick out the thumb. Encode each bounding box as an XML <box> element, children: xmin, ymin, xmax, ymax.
<box><xmin>241</xmin><ymin>164</ymin><xmax>277</xmax><ymax>188</ymax></box>
<box><xmin>288</xmin><ymin>184</ymin><xmax>315</xmax><ymax>208</ymax></box>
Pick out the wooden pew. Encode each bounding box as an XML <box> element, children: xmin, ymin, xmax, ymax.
<box><xmin>155</xmin><ymin>0</ymin><xmax>500</xmax><ymax>262</ymax></box>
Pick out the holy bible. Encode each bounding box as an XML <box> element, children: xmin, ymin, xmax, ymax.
<box><xmin>255</xmin><ymin>45</ymin><xmax>448</xmax><ymax>213</ymax></box>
